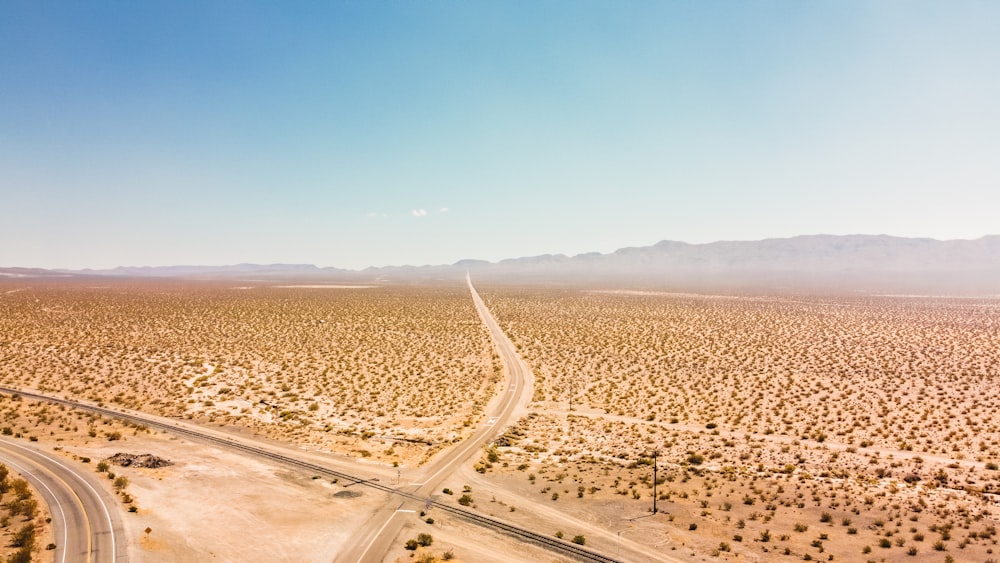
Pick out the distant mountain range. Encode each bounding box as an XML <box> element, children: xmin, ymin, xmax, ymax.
<box><xmin>3</xmin><ymin>235</ymin><xmax>999</xmax><ymax>294</ymax></box>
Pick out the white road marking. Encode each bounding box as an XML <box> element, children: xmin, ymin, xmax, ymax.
<box><xmin>356</xmin><ymin>510</ymin><xmax>401</xmax><ymax>563</ymax></box>
<box><xmin>2</xmin><ymin>454</ymin><xmax>69</xmax><ymax>563</ymax></box>
<box><xmin>4</xmin><ymin>440</ymin><xmax>117</xmax><ymax>563</ymax></box>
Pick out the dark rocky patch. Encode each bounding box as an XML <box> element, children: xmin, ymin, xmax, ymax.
<box><xmin>105</xmin><ymin>453</ymin><xmax>173</xmax><ymax>469</ymax></box>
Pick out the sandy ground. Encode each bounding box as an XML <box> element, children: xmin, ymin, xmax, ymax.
<box><xmin>0</xmin><ymin>394</ymin><xmax>600</xmax><ymax>563</ymax></box>
<box><xmin>382</xmin><ymin>513</ymin><xmax>579</xmax><ymax>563</ymax></box>
<box><xmin>0</xmin><ymin>281</ymin><xmax>500</xmax><ymax>469</ymax></box>
<box><xmin>0</xmin><ymin>395</ymin><xmax>391</xmax><ymax>561</ymax></box>
<box><xmin>78</xmin><ymin>429</ymin><xmax>401</xmax><ymax>561</ymax></box>
<box><xmin>0</xmin><ymin>465</ymin><xmax>54</xmax><ymax>563</ymax></box>
<box><xmin>4</xmin><ymin>281</ymin><xmax>1000</xmax><ymax>562</ymax></box>
<box><xmin>461</xmin><ymin>288</ymin><xmax>1000</xmax><ymax>562</ymax></box>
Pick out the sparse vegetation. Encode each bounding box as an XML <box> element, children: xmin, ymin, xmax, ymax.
<box><xmin>0</xmin><ymin>463</ymin><xmax>50</xmax><ymax>562</ymax></box>
<box><xmin>2</xmin><ymin>280</ymin><xmax>999</xmax><ymax>562</ymax></box>
<box><xmin>0</xmin><ymin>282</ymin><xmax>500</xmax><ymax>466</ymax></box>
<box><xmin>474</xmin><ymin>288</ymin><xmax>1000</xmax><ymax>562</ymax></box>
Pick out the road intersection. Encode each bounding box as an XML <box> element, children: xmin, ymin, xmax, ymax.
<box><xmin>336</xmin><ymin>274</ymin><xmax>534</xmax><ymax>562</ymax></box>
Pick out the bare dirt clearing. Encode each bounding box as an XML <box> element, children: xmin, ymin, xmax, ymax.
<box><xmin>0</xmin><ymin>393</ymin><xmax>389</xmax><ymax>561</ymax></box>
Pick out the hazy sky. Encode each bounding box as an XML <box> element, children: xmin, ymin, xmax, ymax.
<box><xmin>2</xmin><ymin>1</ymin><xmax>998</xmax><ymax>270</ymax></box>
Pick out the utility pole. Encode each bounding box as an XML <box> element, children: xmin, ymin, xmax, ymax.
<box><xmin>652</xmin><ymin>450</ymin><xmax>659</xmax><ymax>514</ymax></box>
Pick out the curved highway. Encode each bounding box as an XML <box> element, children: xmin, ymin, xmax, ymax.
<box><xmin>0</xmin><ymin>436</ymin><xmax>125</xmax><ymax>562</ymax></box>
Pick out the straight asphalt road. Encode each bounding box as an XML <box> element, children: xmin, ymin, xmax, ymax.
<box><xmin>337</xmin><ymin>274</ymin><xmax>534</xmax><ymax>562</ymax></box>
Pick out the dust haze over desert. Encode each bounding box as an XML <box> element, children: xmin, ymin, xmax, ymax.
<box><xmin>3</xmin><ymin>2</ymin><xmax>1000</xmax><ymax>563</ymax></box>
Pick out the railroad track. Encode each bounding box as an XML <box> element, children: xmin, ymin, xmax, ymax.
<box><xmin>1</xmin><ymin>386</ymin><xmax>619</xmax><ymax>563</ymax></box>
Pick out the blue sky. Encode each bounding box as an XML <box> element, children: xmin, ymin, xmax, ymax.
<box><xmin>2</xmin><ymin>1</ymin><xmax>998</xmax><ymax>269</ymax></box>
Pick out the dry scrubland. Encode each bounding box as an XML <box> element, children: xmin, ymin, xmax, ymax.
<box><xmin>0</xmin><ymin>455</ymin><xmax>53</xmax><ymax>563</ymax></box>
<box><xmin>471</xmin><ymin>288</ymin><xmax>1000</xmax><ymax>562</ymax></box>
<box><xmin>4</xmin><ymin>279</ymin><xmax>1000</xmax><ymax>562</ymax></box>
<box><xmin>0</xmin><ymin>281</ymin><xmax>499</xmax><ymax>466</ymax></box>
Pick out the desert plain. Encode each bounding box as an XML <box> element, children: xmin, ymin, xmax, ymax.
<box><xmin>0</xmin><ymin>278</ymin><xmax>998</xmax><ymax>562</ymax></box>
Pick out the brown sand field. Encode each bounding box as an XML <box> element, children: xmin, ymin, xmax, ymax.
<box><xmin>0</xmin><ymin>280</ymin><xmax>500</xmax><ymax>467</ymax></box>
<box><xmin>463</xmin><ymin>287</ymin><xmax>1000</xmax><ymax>562</ymax></box>
<box><xmin>2</xmin><ymin>279</ymin><xmax>999</xmax><ymax>562</ymax></box>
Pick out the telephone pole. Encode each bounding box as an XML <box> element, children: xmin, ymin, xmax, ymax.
<box><xmin>652</xmin><ymin>450</ymin><xmax>659</xmax><ymax>514</ymax></box>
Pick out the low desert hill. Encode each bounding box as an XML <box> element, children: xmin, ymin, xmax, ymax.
<box><xmin>4</xmin><ymin>234</ymin><xmax>999</xmax><ymax>294</ymax></box>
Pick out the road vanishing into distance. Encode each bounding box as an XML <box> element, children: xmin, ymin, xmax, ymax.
<box><xmin>0</xmin><ymin>436</ymin><xmax>124</xmax><ymax>563</ymax></box>
<box><xmin>8</xmin><ymin>277</ymin><xmax>981</xmax><ymax>561</ymax></box>
<box><xmin>0</xmin><ymin>276</ymin><xmax>622</xmax><ymax>563</ymax></box>
<box><xmin>337</xmin><ymin>274</ymin><xmax>537</xmax><ymax>562</ymax></box>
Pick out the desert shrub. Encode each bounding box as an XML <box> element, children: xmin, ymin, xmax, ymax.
<box><xmin>10</xmin><ymin>524</ymin><xmax>35</xmax><ymax>548</ymax></box>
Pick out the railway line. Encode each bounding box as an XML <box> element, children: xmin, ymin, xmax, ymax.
<box><xmin>0</xmin><ymin>385</ymin><xmax>619</xmax><ymax>563</ymax></box>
